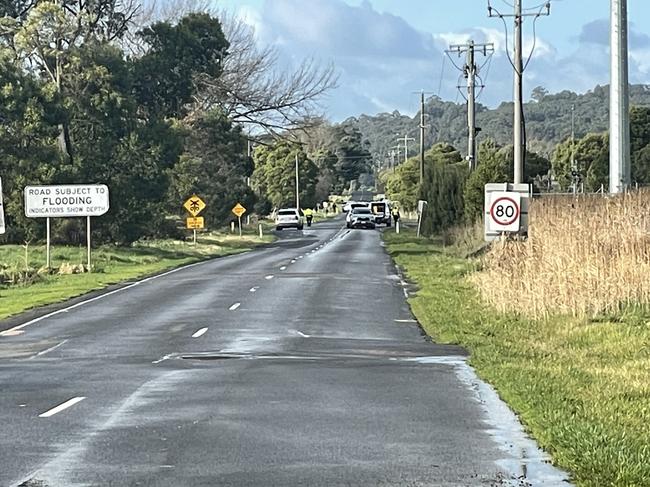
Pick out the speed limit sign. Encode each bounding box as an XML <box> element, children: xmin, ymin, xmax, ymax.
<box><xmin>487</xmin><ymin>192</ymin><xmax>521</xmax><ymax>232</ymax></box>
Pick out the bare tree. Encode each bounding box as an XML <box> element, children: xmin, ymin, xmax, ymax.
<box><xmin>190</xmin><ymin>11</ymin><xmax>338</xmax><ymax>139</ymax></box>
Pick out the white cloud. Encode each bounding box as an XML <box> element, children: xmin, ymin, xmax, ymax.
<box><xmin>225</xmin><ymin>2</ymin><xmax>650</xmax><ymax>120</ymax></box>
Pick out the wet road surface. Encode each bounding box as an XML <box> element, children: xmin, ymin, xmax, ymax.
<box><xmin>0</xmin><ymin>217</ymin><xmax>571</xmax><ymax>486</ymax></box>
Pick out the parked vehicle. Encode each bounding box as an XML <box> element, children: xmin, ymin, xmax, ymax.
<box><xmin>369</xmin><ymin>200</ymin><xmax>391</xmax><ymax>227</ymax></box>
<box><xmin>343</xmin><ymin>201</ymin><xmax>370</xmax><ymax>213</ymax></box>
<box><xmin>276</xmin><ymin>208</ymin><xmax>304</xmax><ymax>230</ymax></box>
<box><xmin>346</xmin><ymin>207</ymin><xmax>376</xmax><ymax>229</ymax></box>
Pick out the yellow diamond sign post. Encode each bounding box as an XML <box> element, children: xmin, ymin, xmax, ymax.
<box><xmin>183</xmin><ymin>194</ymin><xmax>206</xmax><ymax>217</ymax></box>
<box><xmin>232</xmin><ymin>203</ymin><xmax>246</xmax><ymax>237</ymax></box>
<box><xmin>183</xmin><ymin>194</ymin><xmax>206</xmax><ymax>244</ymax></box>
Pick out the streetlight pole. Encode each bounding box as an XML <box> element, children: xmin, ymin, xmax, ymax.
<box><xmin>295</xmin><ymin>153</ymin><xmax>300</xmax><ymax>210</ymax></box>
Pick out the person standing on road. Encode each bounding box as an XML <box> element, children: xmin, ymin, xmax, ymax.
<box><xmin>304</xmin><ymin>207</ymin><xmax>314</xmax><ymax>227</ymax></box>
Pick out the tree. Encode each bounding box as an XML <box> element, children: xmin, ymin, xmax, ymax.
<box><xmin>168</xmin><ymin>110</ymin><xmax>255</xmax><ymax>226</ymax></box>
<box><xmin>133</xmin><ymin>13</ymin><xmax>229</xmax><ymax>119</ymax></box>
<box><xmin>252</xmin><ymin>142</ymin><xmax>318</xmax><ymax>209</ymax></box>
<box><xmin>7</xmin><ymin>0</ymin><xmax>138</xmax><ymax>162</ymax></box>
<box><xmin>419</xmin><ymin>164</ymin><xmax>467</xmax><ymax>236</ymax></box>
<box><xmin>464</xmin><ymin>140</ymin><xmax>509</xmax><ymax>223</ymax></box>
<box><xmin>0</xmin><ymin>56</ymin><xmax>61</xmax><ymax>242</ymax></box>
<box><xmin>553</xmin><ymin>133</ymin><xmax>608</xmax><ymax>192</ymax></box>
<box><xmin>190</xmin><ymin>11</ymin><xmax>337</xmax><ymax>136</ymax></box>
<box><xmin>531</xmin><ymin>86</ymin><xmax>549</xmax><ymax>102</ymax></box>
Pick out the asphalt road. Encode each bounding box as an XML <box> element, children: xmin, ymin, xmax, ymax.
<box><xmin>0</xmin><ymin>217</ymin><xmax>570</xmax><ymax>487</ymax></box>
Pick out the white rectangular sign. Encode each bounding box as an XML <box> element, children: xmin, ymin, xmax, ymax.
<box><xmin>0</xmin><ymin>177</ymin><xmax>5</xmax><ymax>234</ymax></box>
<box><xmin>487</xmin><ymin>191</ymin><xmax>521</xmax><ymax>233</ymax></box>
<box><xmin>24</xmin><ymin>184</ymin><xmax>109</xmax><ymax>218</ymax></box>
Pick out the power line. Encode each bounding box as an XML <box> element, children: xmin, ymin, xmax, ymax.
<box><xmin>488</xmin><ymin>0</ymin><xmax>551</xmax><ymax>184</ymax></box>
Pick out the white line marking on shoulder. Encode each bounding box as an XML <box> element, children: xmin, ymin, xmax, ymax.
<box><xmin>3</xmin><ymin>261</ymin><xmax>204</xmax><ymax>335</ymax></box>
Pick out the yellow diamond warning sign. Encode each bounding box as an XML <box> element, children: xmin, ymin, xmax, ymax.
<box><xmin>183</xmin><ymin>195</ymin><xmax>206</xmax><ymax>217</ymax></box>
<box><xmin>186</xmin><ymin>216</ymin><xmax>204</xmax><ymax>229</ymax></box>
<box><xmin>231</xmin><ymin>203</ymin><xmax>246</xmax><ymax>218</ymax></box>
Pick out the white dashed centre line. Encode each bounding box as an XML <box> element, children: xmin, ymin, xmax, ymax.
<box><xmin>229</xmin><ymin>303</ymin><xmax>241</xmax><ymax>311</ymax></box>
<box><xmin>291</xmin><ymin>259</ymin><xmax>296</xmax><ymax>264</ymax></box>
<box><xmin>280</xmin><ymin>266</ymin><xmax>287</xmax><ymax>271</ymax></box>
<box><xmin>38</xmin><ymin>396</ymin><xmax>86</xmax><ymax>418</ymax></box>
<box><xmin>250</xmin><ymin>287</ymin><xmax>259</xmax><ymax>292</ymax></box>
<box><xmin>265</xmin><ymin>275</ymin><xmax>274</xmax><ymax>280</ymax></box>
<box><xmin>192</xmin><ymin>327</ymin><xmax>208</xmax><ymax>338</ymax></box>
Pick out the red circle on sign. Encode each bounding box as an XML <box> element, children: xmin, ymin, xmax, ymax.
<box><xmin>490</xmin><ymin>196</ymin><xmax>520</xmax><ymax>226</ymax></box>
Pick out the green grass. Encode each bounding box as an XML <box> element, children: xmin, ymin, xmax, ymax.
<box><xmin>384</xmin><ymin>229</ymin><xmax>650</xmax><ymax>487</ymax></box>
<box><xmin>0</xmin><ymin>230</ymin><xmax>274</xmax><ymax>320</ymax></box>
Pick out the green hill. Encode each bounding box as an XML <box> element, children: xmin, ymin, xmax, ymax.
<box><xmin>342</xmin><ymin>84</ymin><xmax>650</xmax><ymax>164</ymax></box>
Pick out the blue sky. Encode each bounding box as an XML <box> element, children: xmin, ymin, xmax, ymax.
<box><xmin>214</xmin><ymin>0</ymin><xmax>650</xmax><ymax>121</ymax></box>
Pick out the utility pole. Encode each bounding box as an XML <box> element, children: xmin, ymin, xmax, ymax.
<box><xmin>295</xmin><ymin>153</ymin><xmax>300</xmax><ymax>209</ymax></box>
<box><xmin>420</xmin><ymin>92</ymin><xmax>425</xmax><ymax>185</ymax></box>
<box><xmin>488</xmin><ymin>0</ymin><xmax>550</xmax><ymax>184</ymax></box>
<box><xmin>571</xmin><ymin>104</ymin><xmax>576</xmax><ymax>194</ymax></box>
<box><xmin>390</xmin><ymin>146</ymin><xmax>401</xmax><ymax>171</ymax></box>
<box><xmin>447</xmin><ymin>40</ymin><xmax>494</xmax><ymax>171</ymax></box>
<box><xmin>610</xmin><ymin>0</ymin><xmax>631</xmax><ymax>193</ymax></box>
<box><xmin>396</xmin><ymin>135</ymin><xmax>415</xmax><ymax>163</ymax></box>
<box><xmin>513</xmin><ymin>0</ymin><xmax>524</xmax><ymax>184</ymax></box>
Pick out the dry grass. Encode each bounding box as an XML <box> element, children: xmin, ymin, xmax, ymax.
<box><xmin>473</xmin><ymin>191</ymin><xmax>650</xmax><ymax>318</ymax></box>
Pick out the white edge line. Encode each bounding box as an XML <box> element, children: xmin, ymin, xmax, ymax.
<box><xmin>3</xmin><ymin>261</ymin><xmax>204</xmax><ymax>335</ymax></box>
<box><xmin>192</xmin><ymin>327</ymin><xmax>208</xmax><ymax>338</ymax></box>
<box><xmin>38</xmin><ymin>396</ymin><xmax>86</xmax><ymax>418</ymax></box>
<box><xmin>31</xmin><ymin>339</ymin><xmax>69</xmax><ymax>359</ymax></box>
<box><xmin>229</xmin><ymin>302</ymin><xmax>241</xmax><ymax>311</ymax></box>
<box><xmin>296</xmin><ymin>331</ymin><xmax>310</xmax><ymax>338</ymax></box>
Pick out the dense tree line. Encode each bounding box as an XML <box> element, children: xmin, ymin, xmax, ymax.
<box><xmin>345</xmin><ymin>85</ymin><xmax>650</xmax><ymax>168</ymax></box>
<box><xmin>0</xmin><ymin>1</ymin><xmax>339</xmax><ymax>245</ymax></box>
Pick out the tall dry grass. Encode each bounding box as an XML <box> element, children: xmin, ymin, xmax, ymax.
<box><xmin>472</xmin><ymin>191</ymin><xmax>650</xmax><ymax>318</ymax></box>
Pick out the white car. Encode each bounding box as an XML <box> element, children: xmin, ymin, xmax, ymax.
<box><xmin>275</xmin><ymin>208</ymin><xmax>304</xmax><ymax>230</ymax></box>
<box><xmin>346</xmin><ymin>207</ymin><xmax>376</xmax><ymax>229</ymax></box>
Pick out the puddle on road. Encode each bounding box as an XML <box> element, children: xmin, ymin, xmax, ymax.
<box><xmin>454</xmin><ymin>363</ymin><xmax>574</xmax><ymax>486</ymax></box>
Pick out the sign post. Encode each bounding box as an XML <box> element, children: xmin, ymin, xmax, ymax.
<box><xmin>87</xmin><ymin>216</ymin><xmax>91</xmax><ymax>269</ymax></box>
<box><xmin>46</xmin><ymin>218</ymin><xmax>51</xmax><ymax>269</ymax></box>
<box><xmin>24</xmin><ymin>184</ymin><xmax>110</xmax><ymax>269</ymax></box>
<box><xmin>183</xmin><ymin>195</ymin><xmax>206</xmax><ymax>244</ymax></box>
<box><xmin>231</xmin><ymin>203</ymin><xmax>246</xmax><ymax>238</ymax></box>
<box><xmin>0</xmin><ymin>177</ymin><xmax>5</xmax><ymax>236</ymax></box>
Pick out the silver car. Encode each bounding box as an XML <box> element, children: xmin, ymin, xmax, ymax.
<box><xmin>346</xmin><ymin>207</ymin><xmax>376</xmax><ymax>229</ymax></box>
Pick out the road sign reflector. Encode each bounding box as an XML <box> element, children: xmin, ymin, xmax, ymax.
<box><xmin>186</xmin><ymin>216</ymin><xmax>205</xmax><ymax>229</ymax></box>
<box><xmin>184</xmin><ymin>195</ymin><xmax>206</xmax><ymax>217</ymax></box>
<box><xmin>232</xmin><ymin>203</ymin><xmax>246</xmax><ymax>218</ymax></box>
